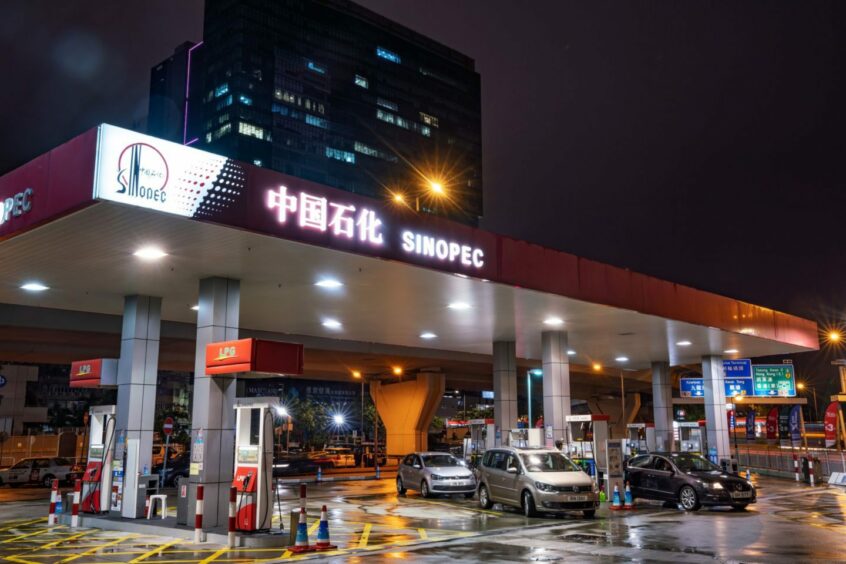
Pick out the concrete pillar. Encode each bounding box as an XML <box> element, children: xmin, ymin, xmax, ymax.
<box><xmin>115</xmin><ymin>295</ymin><xmax>161</xmax><ymax>518</ymax></box>
<box><xmin>651</xmin><ymin>361</ymin><xmax>673</xmax><ymax>451</ymax></box>
<box><xmin>493</xmin><ymin>341</ymin><xmax>518</xmax><ymax>438</ymax></box>
<box><xmin>190</xmin><ymin>278</ymin><xmax>239</xmax><ymax>528</ymax></box>
<box><xmin>702</xmin><ymin>355</ymin><xmax>731</xmax><ymax>461</ymax></box>
<box><xmin>370</xmin><ymin>373</ymin><xmax>444</xmax><ymax>455</ymax></box>
<box><xmin>542</xmin><ymin>331</ymin><xmax>570</xmax><ymax>445</ymax></box>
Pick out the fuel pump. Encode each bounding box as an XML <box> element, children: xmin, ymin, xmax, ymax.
<box><xmin>625</xmin><ymin>423</ymin><xmax>656</xmax><ymax>455</ymax></box>
<box><xmin>676</xmin><ymin>420</ymin><xmax>708</xmax><ymax>454</ymax></box>
<box><xmin>564</xmin><ymin>414</ymin><xmax>610</xmax><ymax>479</ymax></box>
<box><xmin>232</xmin><ymin>397</ymin><xmax>278</xmax><ymax>532</ymax></box>
<box><xmin>81</xmin><ymin>405</ymin><xmax>116</xmax><ymax>513</ymax></box>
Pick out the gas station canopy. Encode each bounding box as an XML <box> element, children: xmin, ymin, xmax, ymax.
<box><xmin>0</xmin><ymin>125</ymin><xmax>818</xmax><ymax>368</ymax></box>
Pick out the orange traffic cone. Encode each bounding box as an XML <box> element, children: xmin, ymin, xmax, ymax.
<box><xmin>623</xmin><ymin>482</ymin><xmax>634</xmax><ymax>510</ymax></box>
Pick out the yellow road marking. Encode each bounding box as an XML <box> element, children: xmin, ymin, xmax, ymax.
<box><xmin>197</xmin><ymin>546</ymin><xmax>229</xmax><ymax>564</ymax></box>
<box><xmin>5</xmin><ymin>554</ymin><xmax>42</xmax><ymax>564</ymax></box>
<box><xmin>1</xmin><ymin>529</ymin><xmax>50</xmax><ymax>544</ymax></box>
<box><xmin>307</xmin><ymin>519</ymin><xmax>320</xmax><ymax>535</ymax></box>
<box><xmin>417</xmin><ymin>528</ymin><xmax>428</xmax><ymax>540</ymax></box>
<box><xmin>37</xmin><ymin>529</ymin><xmax>96</xmax><ymax>550</ymax></box>
<box><xmin>129</xmin><ymin>539</ymin><xmax>181</xmax><ymax>563</ymax></box>
<box><xmin>357</xmin><ymin>523</ymin><xmax>372</xmax><ymax>549</ymax></box>
<box><xmin>0</xmin><ymin>518</ymin><xmax>48</xmax><ymax>532</ymax></box>
<box><xmin>58</xmin><ymin>534</ymin><xmax>137</xmax><ymax>563</ymax></box>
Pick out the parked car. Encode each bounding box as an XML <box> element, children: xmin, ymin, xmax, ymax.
<box><xmin>397</xmin><ymin>452</ymin><xmax>476</xmax><ymax>498</ymax></box>
<box><xmin>476</xmin><ymin>447</ymin><xmax>598</xmax><ymax>518</ymax></box>
<box><xmin>152</xmin><ymin>452</ymin><xmax>190</xmax><ymax>487</ymax></box>
<box><xmin>624</xmin><ymin>452</ymin><xmax>756</xmax><ymax>511</ymax></box>
<box><xmin>0</xmin><ymin>457</ymin><xmax>81</xmax><ymax>487</ymax></box>
<box><xmin>273</xmin><ymin>456</ymin><xmax>319</xmax><ymax>477</ymax></box>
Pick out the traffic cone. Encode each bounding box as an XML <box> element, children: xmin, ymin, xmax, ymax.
<box><xmin>317</xmin><ymin>466</ymin><xmax>323</xmax><ymax>482</ymax></box>
<box><xmin>314</xmin><ymin>505</ymin><xmax>337</xmax><ymax>551</ymax></box>
<box><xmin>610</xmin><ymin>484</ymin><xmax>622</xmax><ymax>510</ymax></box>
<box><xmin>289</xmin><ymin>507</ymin><xmax>316</xmax><ymax>553</ymax></box>
<box><xmin>623</xmin><ymin>482</ymin><xmax>634</xmax><ymax>510</ymax></box>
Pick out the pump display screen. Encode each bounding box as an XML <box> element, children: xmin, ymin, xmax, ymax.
<box><xmin>237</xmin><ymin>446</ymin><xmax>259</xmax><ymax>464</ymax></box>
<box><xmin>89</xmin><ymin>445</ymin><xmax>104</xmax><ymax>459</ymax></box>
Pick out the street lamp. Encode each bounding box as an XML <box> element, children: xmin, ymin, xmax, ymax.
<box><xmin>797</xmin><ymin>382</ymin><xmax>818</xmax><ymax>422</ymax></box>
<box><xmin>276</xmin><ymin>406</ymin><xmax>291</xmax><ymax>453</ymax></box>
<box><xmin>526</xmin><ymin>369</ymin><xmax>542</xmax><ymax>426</ymax></box>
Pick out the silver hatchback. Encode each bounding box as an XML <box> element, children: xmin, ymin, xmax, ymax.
<box><xmin>477</xmin><ymin>447</ymin><xmax>598</xmax><ymax>517</ymax></box>
<box><xmin>397</xmin><ymin>452</ymin><xmax>476</xmax><ymax>498</ymax></box>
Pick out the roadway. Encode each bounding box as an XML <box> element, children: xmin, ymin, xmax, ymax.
<box><xmin>0</xmin><ymin>474</ymin><xmax>844</xmax><ymax>562</ymax></box>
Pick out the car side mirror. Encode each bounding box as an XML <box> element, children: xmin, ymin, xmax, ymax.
<box><xmin>413</xmin><ymin>464</ymin><xmax>421</xmax><ymax>469</ymax></box>
<box><xmin>507</xmin><ymin>466</ymin><xmax>519</xmax><ymax>474</ymax></box>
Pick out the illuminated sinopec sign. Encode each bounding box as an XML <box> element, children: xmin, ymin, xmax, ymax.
<box><xmin>0</xmin><ymin>188</ymin><xmax>34</xmax><ymax>226</ymax></box>
<box><xmin>401</xmin><ymin>229</ymin><xmax>484</xmax><ymax>268</ymax></box>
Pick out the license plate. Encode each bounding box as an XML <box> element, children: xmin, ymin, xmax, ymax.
<box><xmin>567</xmin><ymin>495</ymin><xmax>590</xmax><ymax>502</ymax></box>
<box><xmin>731</xmin><ymin>491</ymin><xmax>752</xmax><ymax>499</ymax></box>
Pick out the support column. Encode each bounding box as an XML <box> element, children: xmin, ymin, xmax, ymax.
<box><xmin>702</xmin><ymin>355</ymin><xmax>731</xmax><ymax>461</ymax></box>
<box><xmin>115</xmin><ymin>295</ymin><xmax>161</xmax><ymax>518</ymax></box>
<box><xmin>651</xmin><ymin>361</ymin><xmax>673</xmax><ymax>451</ymax></box>
<box><xmin>190</xmin><ymin>278</ymin><xmax>239</xmax><ymax>528</ymax></box>
<box><xmin>370</xmin><ymin>373</ymin><xmax>445</xmax><ymax>455</ymax></box>
<box><xmin>542</xmin><ymin>331</ymin><xmax>570</xmax><ymax>445</ymax></box>
<box><xmin>493</xmin><ymin>341</ymin><xmax>518</xmax><ymax>441</ymax></box>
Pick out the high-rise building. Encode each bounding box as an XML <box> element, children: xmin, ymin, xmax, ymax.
<box><xmin>148</xmin><ymin>0</ymin><xmax>483</xmax><ymax>224</ymax></box>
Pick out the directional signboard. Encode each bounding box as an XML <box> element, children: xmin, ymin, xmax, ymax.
<box><xmin>723</xmin><ymin>359</ymin><xmax>752</xmax><ymax>378</ymax></box>
<box><xmin>752</xmin><ymin>365</ymin><xmax>796</xmax><ymax>397</ymax></box>
<box><xmin>680</xmin><ymin>378</ymin><xmax>705</xmax><ymax>398</ymax></box>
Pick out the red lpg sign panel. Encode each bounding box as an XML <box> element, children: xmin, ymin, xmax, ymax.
<box><xmin>204</xmin><ymin>338</ymin><xmax>304</xmax><ymax>376</ymax></box>
<box><xmin>92</xmin><ymin>125</ymin><xmax>497</xmax><ymax>280</ymax></box>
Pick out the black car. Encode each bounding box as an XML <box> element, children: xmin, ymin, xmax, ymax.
<box><xmin>625</xmin><ymin>452</ymin><xmax>756</xmax><ymax>511</ymax></box>
<box><xmin>153</xmin><ymin>452</ymin><xmax>190</xmax><ymax>487</ymax></box>
<box><xmin>273</xmin><ymin>456</ymin><xmax>320</xmax><ymax>477</ymax></box>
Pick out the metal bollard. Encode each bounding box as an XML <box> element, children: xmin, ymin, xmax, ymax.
<box><xmin>228</xmin><ymin>486</ymin><xmax>237</xmax><ymax>547</ymax></box>
<box><xmin>793</xmin><ymin>454</ymin><xmax>800</xmax><ymax>482</ymax></box>
<box><xmin>299</xmin><ymin>483</ymin><xmax>307</xmax><ymax>512</ymax></box>
<box><xmin>71</xmin><ymin>479</ymin><xmax>81</xmax><ymax>528</ymax></box>
<box><xmin>48</xmin><ymin>479</ymin><xmax>59</xmax><ymax>526</ymax></box>
<box><xmin>194</xmin><ymin>485</ymin><xmax>205</xmax><ymax>544</ymax></box>
<box><xmin>809</xmin><ymin>458</ymin><xmax>816</xmax><ymax>487</ymax></box>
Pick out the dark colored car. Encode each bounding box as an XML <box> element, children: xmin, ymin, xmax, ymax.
<box><xmin>625</xmin><ymin>452</ymin><xmax>756</xmax><ymax>511</ymax></box>
<box><xmin>153</xmin><ymin>452</ymin><xmax>190</xmax><ymax>487</ymax></box>
<box><xmin>274</xmin><ymin>456</ymin><xmax>320</xmax><ymax>476</ymax></box>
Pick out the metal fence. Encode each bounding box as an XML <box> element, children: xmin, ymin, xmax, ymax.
<box><xmin>735</xmin><ymin>445</ymin><xmax>846</xmax><ymax>479</ymax></box>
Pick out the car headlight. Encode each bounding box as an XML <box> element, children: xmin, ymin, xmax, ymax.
<box><xmin>461</xmin><ymin>474</ymin><xmax>474</xmax><ymax>480</ymax></box>
<box><xmin>431</xmin><ymin>474</ymin><xmax>445</xmax><ymax>480</ymax></box>
<box><xmin>708</xmin><ymin>482</ymin><xmax>724</xmax><ymax>490</ymax></box>
<box><xmin>534</xmin><ymin>482</ymin><xmax>556</xmax><ymax>492</ymax></box>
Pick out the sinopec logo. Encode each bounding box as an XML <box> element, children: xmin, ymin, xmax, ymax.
<box><xmin>116</xmin><ymin>143</ymin><xmax>169</xmax><ymax>203</ymax></box>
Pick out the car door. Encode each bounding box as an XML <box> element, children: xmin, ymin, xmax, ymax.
<box><xmin>500</xmin><ymin>454</ymin><xmax>522</xmax><ymax>505</ymax></box>
<box><xmin>8</xmin><ymin>460</ymin><xmax>33</xmax><ymax>484</ymax></box>
<box><xmin>651</xmin><ymin>457</ymin><xmax>676</xmax><ymax>499</ymax></box>
<box><xmin>410</xmin><ymin>455</ymin><xmax>424</xmax><ymax>487</ymax></box>
<box><xmin>485</xmin><ymin>451</ymin><xmax>508</xmax><ymax>500</ymax></box>
<box><xmin>32</xmin><ymin>459</ymin><xmax>51</xmax><ymax>483</ymax></box>
<box><xmin>399</xmin><ymin>455</ymin><xmax>413</xmax><ymax>484</ymax></box>
<box><xmin>626</xmin><ymin>455</ymin><xmax>652</xmax><ymax>496</ymax></box>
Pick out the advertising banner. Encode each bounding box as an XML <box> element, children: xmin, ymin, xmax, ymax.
<box><xmin>788</xmin><ymin>405</ymin><xmax>802</xmax><ymax>447</ymax></box>
<box><xmin>745</xmin><ymin>409</ymin><xmax>756</xmax><ymax>440</ymax></box>
<box><xmin>824</xmin><ymin>402</ymin><xmax>839</xmax><ymax>448</ymax></box>
<box><xmin>778</xmin><ymin>406</ymin><xmax>791</xmax><ymax>440</ymax></box>
<box><xmin>766</xmin><ymin>407</ymin><xmax>779</xmax><ymax>441</ymax></box>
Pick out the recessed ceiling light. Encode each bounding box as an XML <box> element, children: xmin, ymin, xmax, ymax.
<box><xmin>448</xmin><ymin>301</ymin><xmax>471</xmax><ymax>310</ymax></box>
<box><xmin>420</xmin><ymin>332</ymin><xmax>437</xmax><ymax>339</ymax></box>
<box><xmin>724</xmin><ymin>349</ymin><xmax>739</xmax><ymax>354</ymax></box>
<box><xmin>191</xmin><ymin>305</ymin><xmax>199</xmax><ymax>311</ymax></box>
<box><xmin>543</xmin><ymin>317</ymin><xmax>564</xmax><ymax>326</ymax></box>
<box><xmin>133</xmin><ymin>246</ymin><xmax>168</xmax><ymax>260</ymax></box>
<box><xmin>615</xmin><ymin>356</ymin><xmax>629</xmax><ymax>362</ymax></box>
<box><xmin>315</xmin><ymin>278</ymin><xmax>343</xmax><ymax>289</ymax></box>
<box><xmin>322</xmin><ymin>318</ymin><xmax>342</xmax><ymax>329</ymax></box>
<box><xmin>567</xmin><ymin>350</ymin><xmax>576</xmax><ymax>356</ymax></box>
<box><xmin>20</xmin><ymin>282</ymin><xmax>49</xmax><ymax>292</ymax></box>
<box><xmin>676</xmin><ymin>340</ymin><xmax>692</xmax><ymax>346</ymax></box>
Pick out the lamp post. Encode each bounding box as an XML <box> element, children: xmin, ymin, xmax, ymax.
<box><xmin>733</xmin><ymin>394</ymin><xmax>743</xmax><ymax>471</ymax></box>
<box><xmin>797</xmin><ymin>383</ymin><xmax>818</xmax><ymax>422</ymax></box>
<box><xmin>276</xmin><ymin>406</ymin><xmax>291</xmax><ymax>454</ymax></box>
<box><xmin>526</xmin><ymin>369</ymin><xmax>542</xmax><ymax>426</ymax></box>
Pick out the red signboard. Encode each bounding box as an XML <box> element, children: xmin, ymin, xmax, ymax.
<box><xmin>766</xmin><ymin>407</ymin><xmax>779</xmax><ymax>440</ymax></box>
<box><xmin>163</xmin><ymin>417</ymin><xmax>174</xmax><ymax>437</ymax></box>
<box><xmin>70</xmin><ymin>358</ymin><xmax>118</xmax><ymax>388</ymax></box>
<box><xmin>205</xmin><ymin>338</ymin><xmax>304</xmax><ymax>376</ymax></box>
<box><xmin>824</xmin><ymin>402</ymin><xmax>839</xmax><ymax>448</ymax></box>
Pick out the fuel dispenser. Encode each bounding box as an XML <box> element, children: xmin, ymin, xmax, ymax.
<box><xmin>232</xmin><ymin>397</ymin><xmax>278</xmax><ymax>532</ymax></box>
<box><xmin>625</xmin><ymin>423</ymin><xmax>656</xmax><ymax>455</ymax></box>
<box><xmin>507</xmin><ymin>427</ymin><xmax>542</xmax><ymax>448</ymax></box>
<box><xmin>564</xmin><ymin>414</ymin><xmax>610</xmax><ymax>479</ymax></box>
<box><xmin>465</xmin><ymin>418</ymin><xmax>495</xmax><ymax>465</ymax></box>
<box><xmin>81</xmin><ymin>405</ymin><xmax>116</xmax><ymax>513</ymax></box>
<box><xmin>676</xmin><ymin>420</ymin><xmax>708</xmax><ymax>454</ymax></box>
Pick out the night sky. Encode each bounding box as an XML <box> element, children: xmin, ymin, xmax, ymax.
<box><xmin>2</xmin><ymin>1</ymin><xmax>845</xmax><ymax>390</ymax></box>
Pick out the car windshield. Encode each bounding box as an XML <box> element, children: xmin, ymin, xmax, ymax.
<box><xmin>520</xmin><ymin>452</ymin><xmax>581</xmax><ymax>472</ymax></box>
<box><xmin>422</xmin><ymin>454</ymin><xmax>461</xmax><ymax>467</ymax></box>
<box><xmin>670</xmin><ymin>454</ymin><xmax>721</xmax><ymax>472</ymax></box>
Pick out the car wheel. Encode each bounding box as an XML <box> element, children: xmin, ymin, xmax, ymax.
<box><xmin>582</xmin><ymin>509</ymin><xmax>596</xmax><ymax>518</ymax></box>
<box><xmin>478</xmin><ymin>484</ymin><xmax>492</xmax><ymax>509</ymax></box>
<box><xmin>463</xmin><ymin>492</ymin><xmax>474</xmax><ymax>499</ymax></box>
<box><xmin>42</xmin><ymin>474</ymin><xmax>55</xmax><ymax>488</ymax></box>
<box><xmin>731</xmin><ymin>503</ymin><xmax>749</xmax><ymax>511</ymax></box>
<box><xmin>522</xmin><ymin>490</ymin><xmax>538</xmax><ymax>517</ymax></box>
<box><xmin>679</xmin><ymin>486</ymin><xmax>701</xmax><ymax>511</ymax></box>
<box><xmin>420</xmin><ymin>480</ymin><xmax>431</xmax><ymax>498</ymax></box>
<box><xmin>396</xmin><ymin>476</ymin><xmax>406</xmax><ymax>495</ymax></box>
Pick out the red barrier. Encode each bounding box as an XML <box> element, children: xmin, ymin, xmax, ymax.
<box><xmin>228</xmin><ymin>486</ymin><xmax>237</xmax><ymax>548</ymax></box>
<box><xmin>194</xmin><ymin>485</ymin><xmax>204</xmax><ymax>544</ymax></box>
<box><xmin>71</xmin><ymin>479</ymin><xmax>81</xmax><ymax>528</ymax></box>
<box><xmin>48</xmin><ymin>479</ymin><xmax>59</xmax><ymax>526</ymax></box>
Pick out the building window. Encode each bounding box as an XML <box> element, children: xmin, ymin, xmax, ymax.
<box><xmin>376</xmin><ymin>47</ymin><xmax>401</xmax><ymax>64</ymax></box>
<box><xmin>325</xmin><ymin>146</ymin><xmax>355</xmax><ymax>164</ymax></box>
<box><xmin>214</xmin><ymin>83</ymin><xmax>229</xmax><ymax>97</ymax></box>
<box><xmin>354</xmin><ymin>141</ymin><xmax>398</xmax><ymax>163</ymax></box>
<box><xmin>205</xmin><ymin>122</ymin><xmax>232</xmax><ymax>143</ymax></box>
<box><xmin>239</xmin><ymin>94</ymin><xmax>253</xmax><ymax>106</ymax></box>
<box><xmin>253</xmin><ymin>159</ymin><xmax>262</xmax><ymax>166</ymax></box>
<box><xmin>420</xmin><ymin>125</ymin><xmax>431</xmax><ymax>137</ymax></box>
<box><xmin>377</xmin><ymin>98</ymin><xmax>398</xmax><ymax>111</ymax></box>
<box><xmin>305</xmin><ymin>114</ymin><xmax>328</xmax><ymax>129</ymax></box>
<box><xmin>238</xmin><ymin>122</ymin><xmax>265</xmax><ymax>140</ymax></box>
<box><xmin>355</xmin><ymin>74</ymin><xmax>369</xmax><ymax>88</ymax></box>
<box><xmin>307</xmin><ymin>61</ymin><xmax>326</xmax><ymax>74</ymax></box>
<box><xmin>419</xmin><ymin>112</ymin><xmax>439</xmax><ymax>127</ymax></box>
<box><xmin>215</xmin><ymin>95</ymin><xmax>232</xmax><ymax>110</ymax></box>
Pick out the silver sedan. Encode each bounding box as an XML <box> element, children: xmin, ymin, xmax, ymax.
<box><xmin>396</xmin><ymin>452</ymin><xmax>477</xmax><ymax>498</ymax></box>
